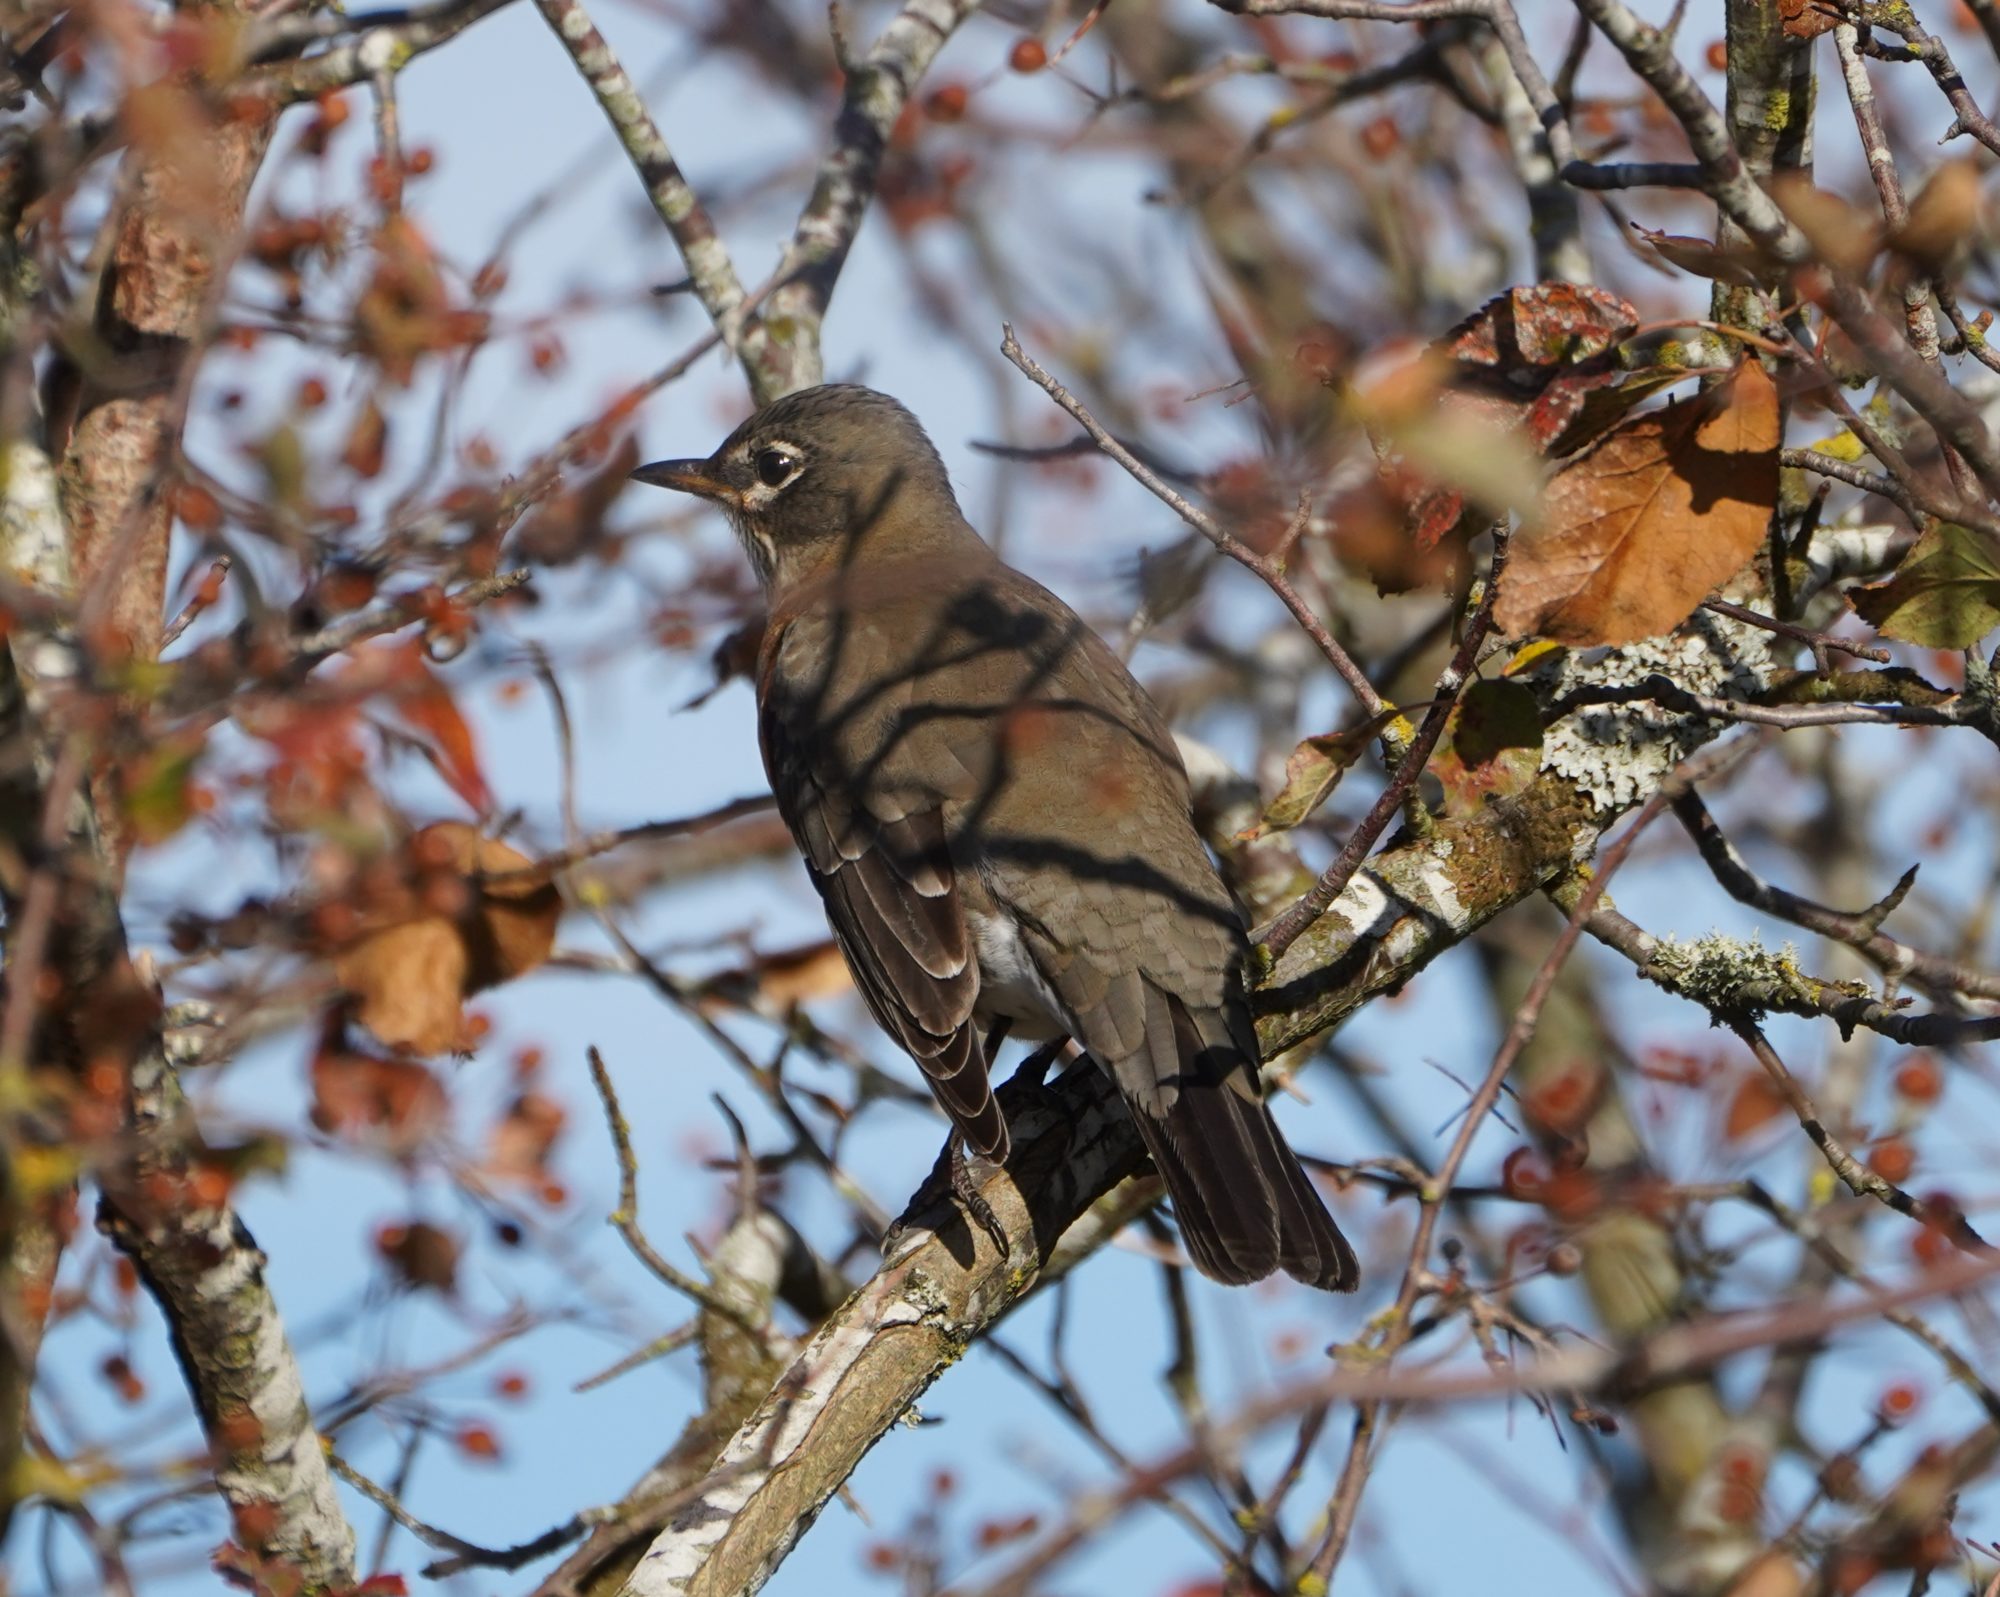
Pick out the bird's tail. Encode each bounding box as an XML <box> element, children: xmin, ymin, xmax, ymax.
<box><xmin>1121</xmin><ymin>994</ymin><xmax>1358</xmax><ymax>1292</ymax></box>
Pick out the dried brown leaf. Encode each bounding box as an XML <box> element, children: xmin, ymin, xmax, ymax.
<box><xmin>748</xmin><ymin>941</ymin><xmax>854</xmax><ymax>1008</ymax></box>
<box><xmin>1373</xmin><ymin>284</ymin><xmax>1640</xmax><ymax>561</ymax></box>
<box><xmin>330</xmin><ymin>823</ymin><xmax>561</xmax><ymax>1056</ymax></box>
<box><xmin>513</xmin><ymin>434</ymin><xmax>643</xmax><ymax>565</ymax></box>
<box><xmin>1771</xmin><ymin>176</ymin><xmax>1883</xmax><ymax>275</ymax></box>
<box><xmin>1630</xmin><ymin>224</ymin><xmax>1765</xmax><ymax>287</ymax></box>
<box><xmin>1245</xmin><ymin>705</ymin><xmax>1411</xmax><ymax>838</ymax></box>
<box><xmin>377</xmin><ymin>1219</ymin><xmax>462</xmax><ymax>1294</ymax></box>
<box><xmin>311</xmin><ymin>1048</ymin><xmax>448</xmax><ymax>1153</ymax></box>
<box><xmin>334</xmin><ymin>917</ymin><xmax>469</xmax><ymax>1057</ymax></box>
<box><xmin>485</xmin><ymin>1092</ymin><xmax>566</xmax><ymax>1184</ymax></box>
<box><xmin>342</xmin><ymin>397</ymin><xmax>388</xmax><ymax>479</ymax></box>
<box><xmin>1725</xmin><ymin>1072</ymin><xmax>1788</xmax><ymax>1141</ymax></box>
<box><xmin>1777</xmin><ymin>0</ymin><xmax>1839</xmax><ymax>39</ymax></box>
<box><xmin>1495</xmin><ymin>362</ymin><xmax>1780</xmax><ymax>646</ymax></box>
<box><xmin>1891</xmin><ymin>160</ymin><xmax>1986</xmax><ymax>269</ymax></box>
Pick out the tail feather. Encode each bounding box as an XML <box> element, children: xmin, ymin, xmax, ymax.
<box><xmin>1118</xmin><ymin>994</ymin><xmax>1358</xmax><ymax>1292</ymax></box>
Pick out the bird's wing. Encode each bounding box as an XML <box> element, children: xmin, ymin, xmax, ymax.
<box><xmin>757</xmin><ymin>608</ymin><xmax>1006</xmax><ymax>1160</ymax></box>
<box><xmin>952</xmin><ymin>570</ymin><xmax>1360</xmax><ymax>1286</ymax></box>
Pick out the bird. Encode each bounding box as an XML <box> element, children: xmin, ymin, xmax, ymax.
<box><xmin>632</xmin><ymin>384</ymin><xmax>1356</xmax><ymax>1291</ymax></box>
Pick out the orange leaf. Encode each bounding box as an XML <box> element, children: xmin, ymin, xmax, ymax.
<box><xmin>1777</xmin><ymin>0</ymin><xmax>1839</xmax><ymax>38</ymax></box>
<box><xmin>333</xmin><ymin>917</ymin><xmax>469</xmax><ymax>1057</ymax></box>
<box><xmin>376</xmin><ymin>1219</ymin><xmax>461</xmax><ymax>1293</ymax></box>
<box><xmin>486</xmin><ymin>1092</ymin><xmax>565</xmax><ymax>1183</ymax></box>
<box><xmin>1724</xmin><ymin>1072</ymin><xmax>1788</xmax><ymax>1141</ymax></box>
<box><xmin>394</xmin><ymin>658</ymin><xmax>491</xmax><ymax>814</ymax></box>
<box><xmin>342</xmin><ymin>397</ymin><xmax>388</xmax><ymax>479</ymax></box>
<box><xmin>311</xmin><ymin>1048</ymin><xmax>448</xmax><ymax>1151</ymax></box>
<box><xmin>459</xmin><ymin>838</ymin><xmax>561</xmax><ymax>988</ymax></box>
<box><xmin>1629</xmin><ymin>224</ymin><xmax>1765</xmax><ymax>286</ymax></box>
<box><xmin>1496</xmin><ymin>362</ymin><xmax>1779</xmax><ymax>646</ymax></box>
<box><xmin>1891</xmin><ymin>159</ymin><xmax>1985</xmax><ymax>269</ymax></box>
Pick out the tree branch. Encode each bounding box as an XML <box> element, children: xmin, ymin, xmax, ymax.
<box><xmin>531</xmin><ymin>0</ymin><xmax>748</xmax><ymax>348</ymax></box>
<box><xmin>740</xmin><ymin>0</ymin><xmax>986</xmax><ymax>400</ymax></box>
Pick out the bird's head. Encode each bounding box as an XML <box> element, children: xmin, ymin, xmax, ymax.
<box><xmin>632</xmin><ymin>384</ymin><xmax>962</xmax><ymax>592</ymax></box>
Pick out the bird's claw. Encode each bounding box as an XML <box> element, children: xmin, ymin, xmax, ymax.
<box><xmin>949</xmin><ymin>1138</ymin><xmax>1011</xmax><ymax>1259</ymax></box>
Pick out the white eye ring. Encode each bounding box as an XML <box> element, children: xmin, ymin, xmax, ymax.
<box><xmin>754</xmin><ymin>447</ymin><xmax>799</xmax><ymax>488</ymax></box>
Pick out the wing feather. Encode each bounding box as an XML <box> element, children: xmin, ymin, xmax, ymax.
<box><xmin>759</xmin><ymin>619</ymin><xmax>1006</xmax><ymax>1159</ymax></box>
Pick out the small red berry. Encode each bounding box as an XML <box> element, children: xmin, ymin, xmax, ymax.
<box><xmin>1360</xmin><ymin>116</ymin><xmax>1400</xmax><ymax>159</ymax></box>
<box><xmin>924</xmin><ymin>83</ymin><xmax>969</xmax><ymax>122</ymax></box>
<box><xmin>1894</xmin><ymin>1056</ymin><xmax>1942</xmax><ymax>1103</ymax></box>
<box><xmin>455</xmin><ymin>1421</ymin><xmax>501</xmax><ymax>1461</ymax></box>
<box><xmin>1880</xmin><ymin>1380</ymin><xmax>1921</xmax><ymax>1422</ymax></box>
<box><xmin>1869</xmin><ymin>1136</ymin><xmax>1915</xmax><ymax>1184</ymax></box>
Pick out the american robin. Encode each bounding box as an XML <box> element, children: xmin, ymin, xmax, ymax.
<box><xmin>633</xmin><ymin>384</ymin><xmax>1355</xmax><ymax>1289</ymax></box>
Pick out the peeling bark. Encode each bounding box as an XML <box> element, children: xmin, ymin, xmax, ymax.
<box><xmin>58</xmin><ymin>85</ymin><xmax>276</xmax><ymax>664</ymax></box>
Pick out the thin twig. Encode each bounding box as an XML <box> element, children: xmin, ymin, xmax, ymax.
<box><xmin>1303</xmin><ymin>743</ymin><xmax>1690</xmax><ymax>1585</ymax></box>
<box><xmin>1699</xmin><ymin>596</ymin><xmax>1888</xmax><ymax>669</ymax></box>
<box><xmin>1675</xmin><ymin>788</ymin><xmax>2000</xmax><ymax>1003</ymax></box>
<box><xmin>1000</xmin><ymin>324</ymin><xmax>1387</xmax><ymax>717</ymax></box>
<box><xmin>330</xmin><ymin>1453</ymin><xmax>616</xmax><ymax>1575</ymax></box>
<box><xmin>1258</xmin><ymin>539</ymin><xmax>1508</xmax><ymax>963</ymax></box>
<box><xmin>159</xmin><ymin>556</ymin><xmax>232</xmax><ymax>650</ymax></box>
<box><xmin>585</xmin><ymin>1046</ymin><xmax>769</xmax><ymax>1333</ymax></box>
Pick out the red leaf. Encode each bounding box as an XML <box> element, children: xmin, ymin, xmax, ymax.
<box><xmin>390</xmin><ymin>647</ymin><xmax>491</xmax><ymax>813</ymax></box>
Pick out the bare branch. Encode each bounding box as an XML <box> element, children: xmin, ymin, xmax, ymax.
<box><xmin>1000</xmin><ymin>324</ymin><xmax>1387</xmax><ymax>716</ymax></box>
<box><xmin>531</xmin><ymin>0</ymin><xmax>748</xmax><ymax>347</ymax></box>
<box><xmin>740</xmin><ymin>0</ymin><xmax>987</xmax><ymax>400</ymax></box>
<box><xmin>249</xmin><ymin>0</ymin><xmax>519</xmax><ymax>100</ymax></box>
<box><xmin>1675</xmin><ymin>788</ymin><xmax>2000</xmax><ymax>1004</ymax></box>
<box><xmin>610</xmin><ymin>1058</ymin><xmax>1150</xmax><ymax>1597</ymax></box>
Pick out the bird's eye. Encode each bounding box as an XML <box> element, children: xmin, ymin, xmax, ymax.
<box><xmin>754</xmin><ymin>448</ymin><xmax>798</xmax><ymax>488</ymax></box>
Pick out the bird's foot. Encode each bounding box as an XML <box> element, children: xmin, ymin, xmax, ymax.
<box><xmin>881</xmin><ymin>1134</ymin><xmax>1011</xmax><ymax>1265</ymax></box>
<box><xmin>950</xmin><ymin>1138</ymin><xmax>1011</xmax><ymax>1259</ymax></box>
<box><xmin>1008</xmin><ymin>1037</ymin><xmax>1070</xmax><ymax>1091</ymax></box>
<box><xmin>1000</xmin><ymin>1038</ymin><xmax>1075</xmax><ymax>1126</ymax></box>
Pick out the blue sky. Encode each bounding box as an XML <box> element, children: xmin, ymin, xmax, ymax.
<box><xmin>23</xmin><ymin>3</ymin><xmax>2000</xmax><ymax>1594</ymax></box>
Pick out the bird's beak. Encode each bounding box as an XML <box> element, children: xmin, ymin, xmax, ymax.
<box><xmin>630</xmin><ymin>457</ymin><xmax>732</xmax><ymax>501</ymax></box>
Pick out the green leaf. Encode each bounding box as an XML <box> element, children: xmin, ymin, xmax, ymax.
<box><xmin>120</xmin><ymin>743</ymin><xmax>203</xmax><ymax>847</ymax></box>
<box><xmin>1851</xmin><ymin>523</ymin><xmax>2000</xmax><ymax>648</ymax></box>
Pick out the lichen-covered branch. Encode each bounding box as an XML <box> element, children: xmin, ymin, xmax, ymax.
<box><xmin>248</xmin><ymin>0</ymin><xmax>520</xmax><ymax>101</ymax></box>
<box><xmin>10</xmin><ymin>33</ymin><xmax>360</xmax><ymax>1585</ymax></box>
<box><xmin>1675</xmin><ymin>788</ymin><xmax>2000</xmax><ymax>1005</ymax></box>
<box><xmin>100</xmin><ymin>1057</ymin><xmax>360</xmax><ymax>1589</ymax></box>
<box><xmin>531</xmin><ymin>0</ymin><xmax>980</xmax><ymax>405</ymax></box>
<box><xmin>0</xmin><ymin>438</ymin><xmax>85</xmax><ymax>1541</ymax></box>
<box><xmin>0</xmin><ymin>434</ymin><xmax>355</xmax><ymax>1583</ymax></box>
